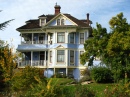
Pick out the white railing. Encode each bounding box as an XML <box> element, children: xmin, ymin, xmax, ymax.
<box><xmin>18</xmin><ymin>60</ymin><xmax>47</xmax><ymax>67</ymax></box>
<box><xmin>21</xmin><ymin>40</ymin><xmax>48</xmax><ymax>45</ymax></box>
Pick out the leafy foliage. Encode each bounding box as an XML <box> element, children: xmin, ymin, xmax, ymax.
<box><xmin>0</xmin><ymin>10</ymin><xmax>14</xmax><ymax>30</ymax></box>
<box><xmin>0</xmin><ymin>45</ymin><xmax>16</xmax><ymax>90</ymax></box>
<box><xmin>11</xmin><ymin>66</ymin><xmax>45</xmax><ymax>92</ymax></box>
<box><xmin>81</xmin><ymin>12</ymin><xmax>130</xmax><ymax>82</ymax></box>
<box><xmin>80</xmin><ymin>23</ymin><xmax>109</xmax><ymax>66</ymax></box>
<box><xmin>91</xmin><ymin>66</ymin><xmax>113</xmax><ymax>83</ymax></box>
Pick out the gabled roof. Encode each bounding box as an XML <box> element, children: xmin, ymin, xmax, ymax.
<box><xmin>17</xmin><ymin>13</ymin><xmax>91</xmax><ymax>30</ymax></box>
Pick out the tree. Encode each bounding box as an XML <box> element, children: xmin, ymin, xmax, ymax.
<box><xmin>107</xmin><ymin>12</ymin><xmax>130</xmax><ymax>82</ymax></box>
<box><xmin>0</xmin><ymin>10</ymin><xmax>14</xmax><ymax>30</ymax></box>
<box><xmin>80</xmin><ymin>23</ymin><xmax>109</xmax><ymax>66</ymax></box>
<box><xmin>81</xmin><ymin>12</ymin><xmax>130</xmax><ymax>82</ymax></box>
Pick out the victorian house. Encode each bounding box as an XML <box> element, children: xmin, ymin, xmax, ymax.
<box><xmin>16</xmin><ymin>4</ymin><xmax>92</xmax><ymax>79</ymax></box>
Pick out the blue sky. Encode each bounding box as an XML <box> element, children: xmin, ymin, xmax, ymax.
<box><xmin>0</xmin><ymin>0</ymin><xmax>130</xmax><ymax>49</ymax></box>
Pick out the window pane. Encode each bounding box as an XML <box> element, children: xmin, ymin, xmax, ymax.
<box><xmin>50</xmin><ymin>51</ymin><xmax>52</xmax><ymax>62</ymax></box>
<box><xmin>80</xmin><ymin>33</ymin><xmax>84</xmax><ymax>44</ymax></box>
<box><xmin>57</xmin><ymin>19</ymin><xmax>60</xmax><ymax>25</ymax></box>
<box><xmin>70</xmin><ymin>33</ymin><xmax>74</xmax><ymax>43</ymax></box>
<box><xmin>61</xmin><ymin>19</ymin><xmax>64</xmax><ymax>25</ymax></box>
<box><xmin>57</xmin><ymin>32</ymin><xmax>65</xmax><ymax>43</ymax></box>
<box><xmin>70</xmin><ymin>51</ymin><xmax>74</xmax><ymax>63</ymax></box>
<box><xmin>57</xmin><ymin>50</ymin><xmax>64</xmax><ymax>62</ymax></box>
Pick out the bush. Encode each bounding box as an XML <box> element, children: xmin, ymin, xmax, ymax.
<box><xmin>91</xmin><ymin>66</ymin><xmax>113</xmax><ymax>83</ymax></box>
<box><xmin>103</xmin><ymin>82</ymin><xmax>130</xmax><ymax>97</ymax></box>
<box><xmin>75</xmin><ymin>84</ymin><xmax>96</xmax><ymax>97</ymax></box>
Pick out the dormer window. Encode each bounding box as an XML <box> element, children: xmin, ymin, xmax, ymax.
<box><xmin>41</xmin><ymin>19</ymin><xmax>46</xmax><ymax>26</ymax></box>
<box><xmin>57</xmin><ymin>19</ymin><xmax>60</xmax><ymax>25</ymax></box>
<box><xmin>61</xmin><ymin>19</ymin><xmax>64</xmax><ymax>25</ymax></box>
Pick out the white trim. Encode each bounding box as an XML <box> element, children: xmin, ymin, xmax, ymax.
<box><xmin>31</xmin><ymin>51</ymin><xmax>33</xmax><ymax>66</ymax></box>
<box><xmin>79</xmin><ymin>32</ymin><xmax>85</xmax><ymax>44</ymax></box>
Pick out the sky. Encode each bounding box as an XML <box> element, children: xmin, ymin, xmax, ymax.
<box><xmin>0</xmin><ymin>0</ymin><xmax>130</xmax><ymax>49</ymax></box>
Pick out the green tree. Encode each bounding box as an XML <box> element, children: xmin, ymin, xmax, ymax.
<box><xmin>81</xmin><ymin>12</ymin><xmax>130</xmax><ymax>82</ymax></box>
<box><xmin>0</xmin><ymin>10</ymin><xmax>14</xmax><ymax>30</ymax></box>
<box><xmin>107</xmin><ymin>12</ymin><xmax>130</xmax><ymax>82</ymax></box>
<box><xmin>80</xmin><ymin>23</ymin><xmax>109</xmax><ymax>66</ymax></box>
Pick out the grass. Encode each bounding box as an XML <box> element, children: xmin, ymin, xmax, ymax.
<box><xmin>86</xmin><ymin>83</ymin><xmax>115</xmax><ymax>97</ymax></box>
<box><xmin>46</xmin><ymin>78</ymin><xmax>117</xmax><ymax>97</ymax></box>
<box><xmin>47</xmin><ymin>78</ymin><xmax>74</xmax><ymax>85</ymax></box>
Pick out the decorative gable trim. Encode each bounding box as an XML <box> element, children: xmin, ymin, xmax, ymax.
<box><xmin>56</xmin><ymin>45</ymin><xmax>65</xmax><ymax>49</ymax></box>
<box><xmin>44</xmin><ymin>13</ymin><xmax>78</xmax><ymax>26</ymax></box>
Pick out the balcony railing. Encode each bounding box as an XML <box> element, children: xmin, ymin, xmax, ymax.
<box><xmin>21</xmin><ymin>40</ymin><xmax>48</xmax><ymax>45</ymax></box>
<box><xmin>18</xmin><ymin>60</ymin><xmax>47</xmax><ymax>67</ymax></box>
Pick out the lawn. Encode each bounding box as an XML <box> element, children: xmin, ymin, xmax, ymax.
<box><xmin>50</xmin><ymin>78</ymin><xmax>115</xmax><ymax>97</ymax></box>
<box><xmin>87</xmin><ymin>83</ymin><xmax>115</xmax><ymax>97</ymax></box>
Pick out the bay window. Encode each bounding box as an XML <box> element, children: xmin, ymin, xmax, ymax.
<box><xmin>80</xmin><ymin>33</ymin><xmax>84</xmax><ymax>44</ymax></box>
<box><xmin>57</xmin><ymin>50</ymin><xmax>64</xmax><ymax>62</ymax></box>
<box><xmin>70</xmin><ymin>50</ymin><xmax>74</xmax><ymax>63</ymax></box>
<box><xmin>70</xmin><ymin>33</ymin><xmax>74</xmax><ymax>43</ymax></box>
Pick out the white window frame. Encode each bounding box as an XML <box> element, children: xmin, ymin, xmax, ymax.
<box><xmin>57</xmin><ymin>50</ymin><xmax>65</xmax><ymax>62</ymax></box>
<box><xmin>79</xmin><ymin>33</ymin><xmax>84</xmax><ymax>44</ymax></box>
<box><xmin>57</xmin><ymin>32</ymin><xmax>65</xmax><ymax>43</ymax></box>
<box><xmin>70</xmin><ymin>50</ymin><xmax>75</xmax><ymax>64</ymax></box>
<box><xmin>69</xmin><ymin>32</ymin><xmax>75</xmax><ymax>44</ymax></box>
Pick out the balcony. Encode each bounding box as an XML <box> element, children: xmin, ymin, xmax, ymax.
<box><xmin>21</xmin><ymin>40</ymin><xmax>48</xmax><ymax>45</ymax></box>
<box><xmin>18</xmin><ymin>60</ymin><xmax>47</xmax><ymax>68</ymax></box>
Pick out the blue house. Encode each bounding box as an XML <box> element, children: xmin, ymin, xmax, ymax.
<box><xmin>16</xmin><ymin>4</ymin><xmax>92</xmax><ymax>79</ymax></box>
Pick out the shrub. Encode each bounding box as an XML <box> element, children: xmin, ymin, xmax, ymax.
<box><xmin>75</xmin><ymin>84</ymin><xmax>96</xmax><ymax>97</ymax></box>
<box><xmin>91</xmin><ymin>66</ymin><xmax>113</xmax><ymax>83</ymax></box>
<box><xmin>103</xmin><ymin>82</ymin><xmax>130</xmax><ymax>97</ymax></box>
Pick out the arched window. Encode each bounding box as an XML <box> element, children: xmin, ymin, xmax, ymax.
<box><xmin>61</xmin><ymin>19</ymin><xmax>64</xmax><ymax>25</ymax></box>
<box><xmin>57</xmin><ymin>19</ymin><xmax>60</xmax><ymax>25</ymax></box>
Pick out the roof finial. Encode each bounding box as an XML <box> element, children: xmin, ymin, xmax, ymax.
<box><xmin>56</xmin><ymin>2</ymin><xmax>57</xmax><ymax>6</ymax></box>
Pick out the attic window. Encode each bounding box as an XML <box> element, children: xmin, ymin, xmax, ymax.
<box><xmin>57</xmin><ymin>19</ymin><xmax>60</xmax><ymax>25</ymax></box>
<box><xmin>41</xmin><ymin>19</ymin><xmax>45</xmax><ymax>26</ymax></box>
<box><xmin>61</xmin><ymin>19</ymin><xmax>64</xmax><ymax>25</ymax></box>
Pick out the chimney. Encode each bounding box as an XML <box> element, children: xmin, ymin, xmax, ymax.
<box><xmin>54</xmin><ymin>3</ymin><xmax>61</xmax><ymax>15</ymax></box>
<box><xmin>87</xmin><ymin>13</ymin><xmax>89</xmax><ymax>26</ymax></box>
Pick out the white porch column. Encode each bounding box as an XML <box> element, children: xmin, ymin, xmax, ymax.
<box><xmin>66</xmin><ymin>68</ymin><xmax>68</xmax><ymax>76</ymax></box>
<box><xmin>54</xmin><ymin>68</ymin><xmax>55</xmax><ymax>75</ymax></box>
<box><xmin>45</xmin><ymin>51</ymin><xmax>46</xmax><ymax>66</ymax></box>
<box><xmin>32</xmin><ymin>33</ymin><xmax>34</xmax><ymax>44</ymax></box>
<box><xmin>65</xmin><ymin>31</ymin><xmax>68</xmax><ymax>43</ymax></box>
<box><xmin>21</xmin><ymin>33</ymin><xmax>22</xmax><ymax>44</ymax></box>
<box><xmin>45</xmin><ymin>33</ymin><xmax>48</xmax><ymax>44</ymax></box>
<box><xmin>31</xmin><ymin>51</ymin><xmax>33</xmax><ymax>66</ymax></box>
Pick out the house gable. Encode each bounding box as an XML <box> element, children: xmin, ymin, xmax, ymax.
<box><xmin>45</xmin><ymin>13</ymin><xmax>78</xmax><ymax>26</ymax></box>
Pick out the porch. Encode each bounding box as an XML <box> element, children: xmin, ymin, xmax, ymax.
<box><xmin>20</xmin><ymin>33</ymin><xmax>48</xmax><ymax>45</ymax></box>
<box><xmin>18</xmin><ymin>51</ymin><xmax>48</xmax><ymax>68</ymax></box>
<box><xmin>18</xmin><ymin>60</ymin><xmax>47</xmax><ymax>67</ymax></box>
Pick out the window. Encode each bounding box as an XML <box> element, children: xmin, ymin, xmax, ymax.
<box><xmin>61</xmin><ymin>19</ymin><xmax>64</xmax><ymax>25</ymax></box>
<box><xmin>57</xmin><ymin>50</ymin><xmax>64</xmax><ymax>62</ymax></box>
<box><xmin>70</xmin><ymin>50</ymin><xmax>74</xmax><ymax>63</ymax></box>
<box><xmin>80</xmin><ymin>51</ymin><xmax>84</xmax><ymax>55</ymax></box>
<box><xmin>41</xmin><ymin>19</ymin><xmax>45</xmax><ymax>26</ymax></box>
<box><xmin>57</xmin><ymin>19</ymin><xmax>60</xmax><ymax>25</ymax></box>
<box><xmin>70</xmin><ymin>33</ymin><xmax>74</xmax><ymax>43</ymax></box>
<box><xmin>57</xmin><ymin>32</ymin><xmax>65</xmax><ymax>43</ymax></box>
<box><xmin>80</xmin><ymin>33</ymin><xmax>84</xmax><ymax>44</ymax></box>
<box><xmin>50</xmin><ymin>51</ymin><xmax>52</xmax><ymax>62</ymax></box>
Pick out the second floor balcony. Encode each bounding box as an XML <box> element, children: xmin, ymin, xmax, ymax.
<box><xmin>21</xmin><ymin>40</ymin><xmax>48</xmax><ymax>45</ymax></box>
